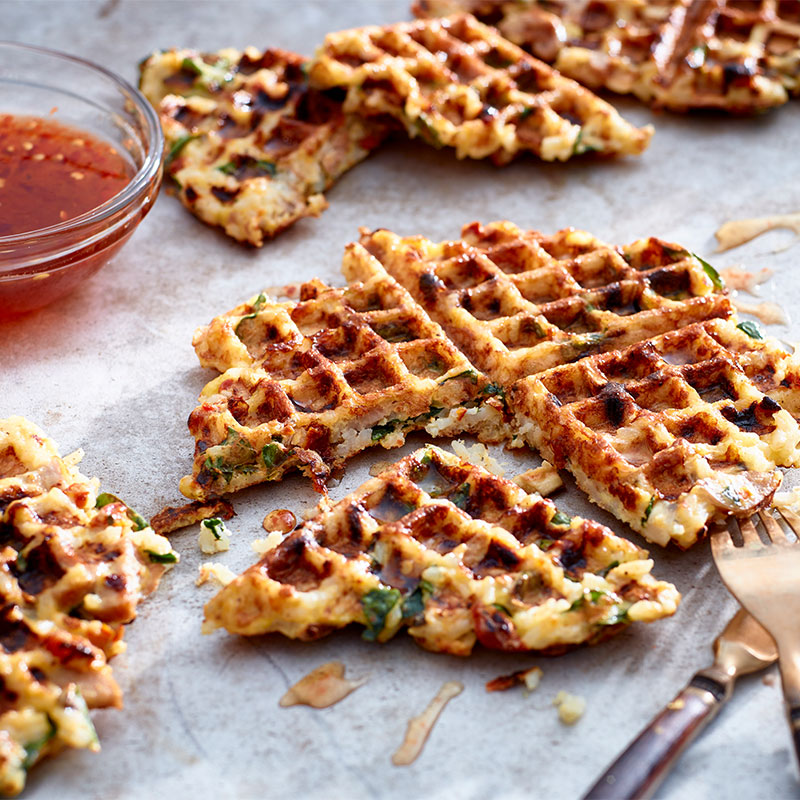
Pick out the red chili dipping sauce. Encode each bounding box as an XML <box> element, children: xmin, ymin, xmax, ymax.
<box><xmin>0</xmin><ymin>114</ymin><xmax>133</xmax><ymax>235</ymax></box>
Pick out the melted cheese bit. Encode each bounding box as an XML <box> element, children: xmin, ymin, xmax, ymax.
<box><xmin>198</xmin><ymin>517</ymin><xmax>230</xmax><ymax>554</ymax></box>
<box><xmin>262</xmin><ymin>508</ymin><xmax>296</xmax><ymax>534</ymax></box>
<box><xmin>279</xmin><ymin>661</ymin><xmax>366</xmax><ymax>708</ymax></box>
<box><xmin>196</xmin><ymin>562</ymin><xmax>237</xmax><ymax>587</ymax></box>
<box><xmin>719</xmin><ymin>267</ymin><xmax>772</xmax><ymax>294</ymax></box>
<box><xmin>773</xmin><ymin>486</ymin><xmax>800</xmax><ymax>515</ymax></box>
<box><xmin>730</xmin><ymin>297</ymin><xmax>787</xmax><ymax>326</ymax></box>
<box><xmin>715</xmin><ymin>212</ymin><xmax>800</xmax><ymax>253</ymax></box>
<box><xmin>450</xmin><ymin>440</ymin><xmax>505</xmax><ymax>476</ymax></box>
<box><xmin>552</xmin><ymin>690</ymin><xmax>586</xmax><ymax>724</ymax></box>
<box><xmin>392</xmin><ymin>681</ymin><xmax>463</xmax><ymax>766</ymax></box>
<box><xmin>513</xmin><ymin>462</ymin><xmax>563</xmax><ymax>497</ymax></box>
<box><xmin>251</xmin><ymin>530</ymin><xmax>284</xmax><ymax>555</ymax></box>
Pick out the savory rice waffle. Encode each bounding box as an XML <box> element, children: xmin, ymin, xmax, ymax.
<box><xmin>180</xmin><ymin>251</ymin><xmax>510</xmax><ymax>501</ymax></box>
<box><xmin>203</xmin><ymin>445</ymin><xmax>679</xmax><ymax>654</ymax></box>
<box><xmin>359</xmin><ymin>220</ymin><xmax>732</xmax><ymax>385</ymax></box>
<box><xmin>413</xmin><ymin>0</ymin><xmax>800</xmax><ymax>112</ymax></box>
<box><xmin>512</xmin><ymin>318</ymin><xmax>800</xmax><ymax>548</ymax></box>
<box><xmin>308</xmin><ymin>13</ymin><xmax>653</xmax><ymax>163</ymax></box>
<box><xmin>138</xmin><ymin>46</ymin><xmax>391</xmax><ymax>245</ymax></box>
<box><xmin>0</xmin><ymin>417</ymin><xmax>177</xmax><ymax>796</ymax></box>
<box><xmin>359</xmin><ymin>220</ymin><xmax>800</xmax><ymax>547</ymax></box>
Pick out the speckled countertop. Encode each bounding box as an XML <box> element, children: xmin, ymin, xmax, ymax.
<box><xmin>2</xmin><ymin>2</ymin><xmax>800</xmax><ymax>798</ymax></box>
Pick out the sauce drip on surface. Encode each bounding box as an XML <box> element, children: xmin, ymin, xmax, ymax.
<box><xmin>0</xmin><ymin>114</ymin><xmax>133</xmax><ymax>236</ymax></box>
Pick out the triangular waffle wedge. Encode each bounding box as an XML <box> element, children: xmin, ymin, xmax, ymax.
<box><xmin>203</xmin><ymin>445</ymin><xmax>679</xmax><ymax>654</ymax></box>
<box><xmin>511</xmin><ymin>318</ymin><xmax>800</xmax><ymax>548</ymax></box>
<box><xmin>359</xmin><ymin>220</ymin><xmax>732</xmax><ymax>385</ymax></box>
<box><xmin>413</xmin><ymin>1</ymin><xmax>800</xmax><ymax>112</ymax></box>
<box><xmin>180</xmin><ymin>252</ymin><xmax>510</xmax><ymax>501</ymax></box>
<box><xmin>0</xmin><ymin>417</ymin><xmax>177</xmax><ymax>795</ymax></box>
<box><xmin>138</xmin><ymin>47</ymin><xmax>391</xmax><ymax>245</ymax></box>
<box><xmin>308</xmin><ymin>14</ymin><xmax>652</xmax><ymax>164</ymax></box>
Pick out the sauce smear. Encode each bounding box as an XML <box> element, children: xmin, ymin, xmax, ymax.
<box><xmin>0</xmin><ymin>114</ymin><xmax>133</xmax><ymax>236</ymax></box>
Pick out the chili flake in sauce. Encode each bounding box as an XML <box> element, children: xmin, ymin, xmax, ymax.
<box><xmin>0</xmin><ymin>114</ymin><xmax>133</xmax><ymax>236</ymax></box>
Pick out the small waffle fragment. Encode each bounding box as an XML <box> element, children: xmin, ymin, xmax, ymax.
<box><xmin>139</xmin><ymin>47</ymin><xmax>390</xmax><ymax>245</ymax></box>
<box><xmin>360</xmin><ymin>220</ymin><xmax>731</xmax><ymax>385</ymax></box>
<box><xmin>203</xmin><ymin>446</ymin><xmax>679</xmax><ymax>654</ymax></box>
<box><xmin>0</xmin><ymin>417</ymin><xmax>177</xmax><ymax>795</ymax></box>
<box><xmin>180</xmin><ymin>251</ymin><xmax>510</xmax><ymax>500</ymax></box>
<box><xmin>308</xmin><ymin>14</ymin><xmax>652</xmax><ymax>164</ymax></box>
<box><xmin>511</xmin><ymin>318</ymin><xmax>800</xmax><ymax>548</ymax></box>
<box><xmin>150</xmin><ymin>497</ymin><xmax>235</xmax><ymax>535</ymax></box>
<box><xmin>414</xmin><ymin>1</ymin><xmax>800</xmax><ymax>112</ymax></box>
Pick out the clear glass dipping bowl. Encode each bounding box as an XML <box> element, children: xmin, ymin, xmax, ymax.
<box><xmin>0</xmin><ymin>41</ymin><xmax>164</xmax><ymax>317</ymax></box>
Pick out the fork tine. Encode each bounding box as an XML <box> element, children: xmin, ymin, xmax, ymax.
<box><xmin>758</xmin><ymin>510</ymin><xmax>789</xmax><ymax>543</ymax></box>
<box><xmin>777</xmin><ymin>507</ymin><xmax>800</xmax><ymax>539</ymax></box>
<box><xmin>709</xmin><ymin>523</ymin><xmax>731</xmax><ymax>557</ymax></box>
<box><xmin>739</xmin><ymin>516</ymin><xmax>762</xmax><ymax>547</ymax></box>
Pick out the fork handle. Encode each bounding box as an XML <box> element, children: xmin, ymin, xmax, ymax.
<box><xmin>776</xmin><ymin>647</ymin><xmax>800</xmax><ymax>773</ymax></box>
<box><xmin>582</xmin><ymin>674</ymin><xmax>729</xmax><ymax>800</ymax></box>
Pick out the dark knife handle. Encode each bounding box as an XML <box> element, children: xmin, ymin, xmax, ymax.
<box><xmin>582</xmin><ymin>674</ymin><xmax>729</xmax><ymax>800</ymax></box>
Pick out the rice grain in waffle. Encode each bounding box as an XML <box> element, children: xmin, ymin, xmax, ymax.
<box><xmin>180</xmin><ymin>251</ymin><xmax>509</xmax><ymax>501</ymax></box>
<box><xmin>359</xmin><ymin>220</ymin><xmax>731</xmax><ymax>385</ymax></box>
<box><xmin>413</xmin><ymin>1</ymin><xmax>800</xmax><ymax>112</ymax></box>
<box><xmin>203</xmin><ymin>445</ymin><xmax>679</xmax><ymax>654</ymax></box>
<box><xmin>138</xmin><ymin>47</ymin><xmax>390</xmax><ymax>245</ymax></box>
<box><xmin>308</xmin><ymin>14</ymin><xmax>652</xmax><ymax>164</ymax></box>
<box><xmin>512</xmin><ymin>319</ymin><xmax>800</xmax><ymax>548</ymax></box>
<box><xmin>0</xmin><ymin>417</ymin><xmax>177</xmax><ymax>796</ymax></box>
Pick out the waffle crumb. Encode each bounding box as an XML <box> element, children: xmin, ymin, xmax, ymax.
<box><xmin>196</xmin><ymin>562</ymin><xmax>237</xmax><ymax>588</ymax></box>
<box><xmin>198</xmin><ymin>517</ymin><xmax>230</xmax><ymax>554</ymax></box>
<box><xmin>513</xmin><ymin>462</ymin><xmax>562</xmax><ymax>497</ymax></box>
<box><xmin>553</xmin><ymin>691</ymin><xmax>586</xmax><ymax>724</ymax></box>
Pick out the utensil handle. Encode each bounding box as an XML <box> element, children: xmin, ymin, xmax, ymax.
<box><xmin>776</xmin><ymin>648</ymin><xmax>800</xmax><ymax>774</ymax></box>
<box><xmin>581</xmin><ymin>675</ymin><xmax>728</xmax><ymax>800</ymax></box>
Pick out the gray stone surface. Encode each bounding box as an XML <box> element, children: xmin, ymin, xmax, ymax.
<box><xmin>1</xmin><ymin>1</ymin><xmax>799</xmax><ymax>798</ymax></box>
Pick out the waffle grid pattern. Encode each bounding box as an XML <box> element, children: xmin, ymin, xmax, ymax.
<box><xmin>309</xmin><ymin>13</ymin><xmax>652</xmax><ymax>163</ymax></box>
<box><xmin>361</xmin><ymin>220</ymin><xmax>731</xmax><ymax>384</ymax></box>
<box><xmin>414</xmin><ymin>0</ymin><xmax>800</xmax><ymax>112</ymax></box>
<box><xmin>203</xmin><ymin>445</ymin><xmax>679</xmax><ymax>653</ymax></box>
<box><xmin>512</xmin><ymin>319</ymin><xmax>800</xmax><ymax>547</ymax></box>
<box><xmin>139</xmin><ymin>47</ymin><xmax>388</xmax><ymax>244</ymax></box>
<box><xmin>0</xmin><ymin>418</ymin><xmax>176</xmax><ymax>795</ymax></box>
<box><xmin>182</xmin><ymin>251</ymin><xmax>508</xmax><ymax>500</ymax></box>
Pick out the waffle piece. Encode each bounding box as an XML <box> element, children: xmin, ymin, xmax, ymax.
<box><xmin>0</xmin><ymin>417</ymin><xmax>178</xmax><ymax>795</ymax></box>
<box><xmin>138</xmin><ymin>47</ymin><xmax>390</xmax><ymax>245</ymax></box>
<box><xmin>203</xmin><ymin>446</ymin><xmax>679</xmax><ymax>654</ymax></box>
<box><xmin>180</xmin><ymin>251</ymin><xmax>510</xmax><ymax>501</ymax></box>
<box><xmin>359</xmin><ymin>220</ymin><xmax>732</xmax><ymax>385</ymax></box>
<box><xmin>414</xmin><ymin>1</ymin><xmax>800</xmax><ymax>112</ymax></box>
<box><xmin>511</xmin><ymin>318</ymin><xmax>800</xmax><ymax>548</ymax></box>
<box><xmin>308</xmin><ymin>14</ymin><xmax>652</xmax><ymax>164</ymax></box>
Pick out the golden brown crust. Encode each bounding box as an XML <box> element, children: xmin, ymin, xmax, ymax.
<box><xmin>204</xmin><ymin>446</ymin><xmax>679</xmax><ymax>653</ymax></box>
<box><xmin>180</xmin><ymin>250</ymin><xmax>511</xmax><ymax>500</ymax></box>
<box><xmin>0</xmin><ymin>417</ymin><xmax>178</xmax><ymax>795</ymax></box>
<box><xmin>414</xmin><ymin>1</ymin><xmax>799</xmax><ymax>112</ymax></box>
<box><xmin>150</xmin><ymin>498</ymin><xmax>236</xmax><ymax>535</ymax></box>
<box><xmin>139</xmin><ymin>46</ymin><xmax>391</xmax><ymax>245</ymax></box>
<box><xmin>309</xmin><ymin>13</ymin><xmax>652</xmax><ymax>163</ymax></box>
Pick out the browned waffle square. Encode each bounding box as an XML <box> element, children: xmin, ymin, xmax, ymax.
<box><xmin>414</xmin><ymin>0</ymin><xmax>800</xmax><ymax>112</ymax></box>
<box><xmin>359</xmin><ymin>220</ymin><xmax>732</xmax><ymax>385</ymax></box>
<box><xmin>0</xmin><ymin>417</ymin><xmax>177</xmax><ymax>795</ymax></box>
<box><xmin>180</xmin><ymin>250</ymin><xmax>510</xmax><ymax>501</ymax></box>
<box><xmin>511</xmin><ymin>318</ymin><xmax>800</xmax><ymax>548</ymax></box>
<box><xmin>308</xmin><ymin>13</ymin><xmax>652</xmax><ymax>164</ymax></box>
<box><xmin>203</xmin><ymin>445</ymin><xmax>679</xmax><ymax>653</ymax></box>
<box><xmin>139</xmin><ymin>47</ymin><xmax>391</xmax><ymax>244</ymax></box>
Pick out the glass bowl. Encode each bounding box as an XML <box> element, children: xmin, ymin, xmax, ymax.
<box><xmin>0</xmin><ymin>41</ymin><xmax>164</xmax><ymax>317</ymax></box>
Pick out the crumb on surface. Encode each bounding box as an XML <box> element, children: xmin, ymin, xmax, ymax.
<box><xmin>552</xmin><ymin>691</ymin><xmax>585</xmax><ymax>724</ymax></box>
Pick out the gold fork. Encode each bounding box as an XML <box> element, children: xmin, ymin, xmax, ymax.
<box><xmin>710</xmin><ymin>508</ymin><xmax>800</xmax><ymax>769</ymax></box>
